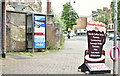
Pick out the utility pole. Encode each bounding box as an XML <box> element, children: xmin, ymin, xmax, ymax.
<box><xmin>113</xmin><ymin>0</ymin><xmax>117</xmax><ymax>75</ymax></box>
<box><xmin>2</xmin><ymin>0</ymin><xmax>6</xmax><ymax>58</ymax></box>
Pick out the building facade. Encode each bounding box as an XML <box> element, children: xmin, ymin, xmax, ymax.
<box><xmin>92</xmin><ymin>7</ymin><xmax>114</xmax><ymax>36</ymax></box>
<box><xmin>6</xmin><ymin>0</ymin><xmax>42</xmax><ymax>13</ymax></box>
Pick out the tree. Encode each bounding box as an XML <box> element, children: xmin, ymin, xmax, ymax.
<box><xmin>96</xmin><ymin>9</ymin><xmax>110</xmax><ymax>26</ymax></box>
<box><xmin>49</xmin><ymin>8</ymin><xmax>54</xmax><ymax>14</ymax></box>
<box><xmin>111</xmin><ymin>1</ymin><xmax>120</xmax><ymax>34</ymax></box>
<box><xmin>53</xmin><ymin>16</ymin><xmax>66</xmax><ymax>32</ymax></box>
<box><xmin>61</xmin><ymin>2</ymin><xmax>79</xmax><ymax>31</ymax></box>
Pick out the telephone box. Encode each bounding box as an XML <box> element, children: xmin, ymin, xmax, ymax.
<box><xmin>26</xmin><ymin>13</ymin><xmax>46</xmax><ymax>52</ymax></box>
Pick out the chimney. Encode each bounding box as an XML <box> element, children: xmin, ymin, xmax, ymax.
<box><xmin>103</xmin><ymin>7</ymin><xmax>108</xmax><ymax>11</ymax></box>
<box><xmin>47</xmin><ymin>0</ymin><xmax>51</xmax><ymax>14</ymax></box>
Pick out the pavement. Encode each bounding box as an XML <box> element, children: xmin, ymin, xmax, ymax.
<box><xmin>0</xmin><ymin>55</ymin><xmax>2</xmax><ymax>76</ymax></box>
<box><xmin>1</xmin><ymin>36</ymin><xmax>118</xmax><ymax>74</ymax></box>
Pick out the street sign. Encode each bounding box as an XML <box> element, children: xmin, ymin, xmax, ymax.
<box><xmin>79</xmin><ymin>63</ymin><xmax>111</xmax><ymax>74</ymax></box>
<box><xmin>87</xmin><ymin>31</ymin><xmax>106</xmax><ymax>58</ymax></box>
<box><xmin>87</xmin><ymin>21</ymin><xmax>106</xmax><ymax>58</ymax></box>
<box><xmin>78</xmin><ymin>21</ymin><xmax>111</xmax><ymax>74</ymax></box>
<box><xmin>87</xmin><ymin>63</ymin><xmax>110</xmax><ymax>71</ymax></box>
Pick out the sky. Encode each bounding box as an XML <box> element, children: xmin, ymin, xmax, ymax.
<box><xmin>41</xmin><ymin>0</ymin><xmax>112</xmax><ymax>17</ymax></box>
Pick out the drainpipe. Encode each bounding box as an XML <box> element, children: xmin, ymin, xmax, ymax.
<box><xmin>2</xmin><ymin>0</ymin><xmax>6</xmax><ymax>58</ymax></box>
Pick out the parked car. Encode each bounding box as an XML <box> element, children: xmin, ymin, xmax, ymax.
<box><xmin>109</xmin><ymin>34</ymin><xmax>114</xmax><ymax>40</ymax></box>
<box><xmin>63</xmin><ymin>34</ymin><xmax>67</xmax><ymax>37</ymax></box>
<box><xmin>109</xmin><ymin>34</ymin><xmax>120</xmax><ymax>40</ymax></box>
<box><xmin>117</xmin><ymin>35</ymin><xmax>120</xmax><ymax>41</ymax></box>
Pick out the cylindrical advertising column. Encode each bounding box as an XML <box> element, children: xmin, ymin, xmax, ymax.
<box><xmin>87</xmin><ymin>21</ymin><xmax>106</xmax><ymax>58</ymax></box>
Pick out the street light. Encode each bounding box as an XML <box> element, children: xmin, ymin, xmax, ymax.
<box><xmin>67</xmin><ymin>0</ymin><xmax>71</xmax><ymax>39</ymax></box>
<box><xmin>68</xmin><ymin>0</ymin><xmax>75</xmax><ymax>39</ymax></box>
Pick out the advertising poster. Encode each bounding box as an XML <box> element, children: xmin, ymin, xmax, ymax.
<box><xmin>86</xmin><ymin>21</ymin><xmax>106</xmax><ymax>58</ymax></box>
<box><xmin>87</xmin><ymin>63</ymin><xmax>109</xmax><ymax>71</ymax></box>
<box><xmin>34</xmin><ymin>15</ymin><xmax>46</xmax><ymax>49</ymax></box>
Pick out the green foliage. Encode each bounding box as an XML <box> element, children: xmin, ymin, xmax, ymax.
<box><xmin>49</xmin><ymin>8</ymin><xmax>54</xmax><ymax>14</ymax></box>
<box><xmin>53</xmin><ymin>16</ymin><xmax>66</xmax><ymax>31</ymax></box>
<box><xmin>61</xmin><ymin>2</ymin><xmax>79</xmax><ymax>31</ymax></box>
<box><xmin>18</xmin><ymin>52</ymin><xmax>34</xmax><ymax>56</ymax></box>
<box><xmin>46</xmin><ymin>41</ymin><xmax>54</xmax><ymax>50</ymax></box>
<box><xmin>18</xmin><ymin>52</ymin><xmax>25</xmax><ymax>55</ymax></box>
<box><xmin>6</xmin><ymin>50</ymin><xmax>14</xmax><ymax>53</ymax></box>
<box><xmin>60</xmin><ymin>36</ymin><xmax>65</xmax><ymax>49</ymax></box>
<box><xmin>117</xmin><ymin>1</ymin><xmax>120</xmax><ymax>34</ymax></box>
<box><xmin>96</xmin><ymin>9</ymin><xmax>110</xmax><ymax>25</ymax></box>
<box><xmin>46</xmin><ymin>36</ymin><xmax>65</xmax><ymax>50</ymax></box>
<box><xmin>42</xmin><ymin>50</ymin><xmax>49</xmax><ymax>53</ymax></box>
<box><xmin>111</xmin><ymin>1</ymin><xmax>120</xmax><ymax>34</ymax></box>
<box><xmin>111</xmin><ymin>2</ymin><xmax>114</xmax><ymax>24</ymax></box>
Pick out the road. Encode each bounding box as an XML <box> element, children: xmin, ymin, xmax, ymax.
<box><xmin>2</xmin><ymin>36</ymin><xmax>117</xmax><ymax>74</ymax></box>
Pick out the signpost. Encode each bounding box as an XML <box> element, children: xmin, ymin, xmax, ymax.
<box><xmin>87</xmin><ymin>22</ymin><xmax>106</xmax><ymax>58</ymax></box>
<box><xmin>87</xmin><ymin>31</ymin><xmax>106</xmax><ymax>58</ymax></box>
<box><xmin>78</xmin><ymin>21</ymin><xmax>111</xmax><ymax>74</ymax></box>
<box><xmin>113</xmin><ymin>0</ymin><xmax>117</xmax><ymax>75</ymax></box>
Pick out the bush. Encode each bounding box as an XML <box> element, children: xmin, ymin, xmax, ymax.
<box><xmin>18</xmin><ymin>52</ymin><xmax>34</xmax><ymax>56</ymax></box>
<box><xmin>60</xmin><ymin>36</ymin><xmax>65</xmax><ymax>49</ymax></box>
<box><xmin>46</xmin><ymin>36</ymin><xmax>65</xmax><ymax>50</ymax></box>
<box><xmin>46</xmin><ymin>41</ymin><xmax>54</xmax><ymax>50</ymax></box>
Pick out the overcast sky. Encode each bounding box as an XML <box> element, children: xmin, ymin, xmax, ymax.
<box><xmin>41</xmin><ymin>0</ymin><xmax>112</xmax><ymax>17</ymax></box>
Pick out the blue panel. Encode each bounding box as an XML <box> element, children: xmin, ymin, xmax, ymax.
<box><xmin>35</xmin><ymin>38</ymin><xmax>45</xmax><ymax>42</ymax></box>
<box><xmin>34</xmin><ymin>16</ymin><xmax>45</xmax><ymax>21</ymax></box>
<box><xmin>34</xmin><ymin>15</ymin><xmax>46</xmax><ymax>49</ymax></box>
<box><xmin>34</xmin><ymin>21</ymin><xmax>45</xmax><ymax>28</ymax></box>
<box><xmin>34</xmin><ymin>42</ymin><xmax>45</xmax><ymax>48</ymax></box>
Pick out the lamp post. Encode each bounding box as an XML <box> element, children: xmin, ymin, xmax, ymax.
<box><xmin>68</xmin><ymin>0</ymin><xmax>71</xmax><ymax>39</ymax></box>
<box><xmin>68</xmin><ymin>0</ymin><xmax>76</xmax><ymax>39</ymax></box>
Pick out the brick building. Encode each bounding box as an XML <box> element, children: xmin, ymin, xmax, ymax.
<box><xmin>92</xmin><ymin>7</ymin><xmax>114</xmax><ymax>36</ymax></box>
<box><xmin>73</xmin><ymin>17</ymin><xmax>87</xmax><ymax>35</ymax></box>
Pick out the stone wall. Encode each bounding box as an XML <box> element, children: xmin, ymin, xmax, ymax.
<box><xmin>46</xmin><ymin>24</ymin><xmax>56</xmax><ymax>48</ymax></box>
<box><xmin>6</xmin><ymin>11</ymin><xmax>26</xmax><ymax>51</ymax></box>
<box><xmin>46</xmin><ymin>15</ymin><xmax>63</xmax><ymax>49</ymax></box>
<box><xmin>6</xmin><ymin>12</ymin><xmax>63</xmax><ymax>51</ymax></box>
<box><xmin>46</xmin><ymin>15</ymin><xmax>56</xmax><ymax>48</ymax></box>
<box><xmin>6</xmin><ymin>1</ymin><xmax>42</xmax><ymax>13</ymax></box>
<box><xmin>54</xmin><ymin>22</ymin><xmax>63</xmax><ymax>48</ymax></box>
